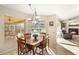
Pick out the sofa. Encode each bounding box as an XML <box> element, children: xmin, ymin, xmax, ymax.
<box><xmin>62</xmin><ymin>30</ymin><xmax>72</xmax><ymax>39</ymax></box>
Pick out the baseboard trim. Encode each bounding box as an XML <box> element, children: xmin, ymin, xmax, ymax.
<box><xmin>46</xmin><ymin>46</ymin><xmax>55</xmax><ymax>55</ymax></box>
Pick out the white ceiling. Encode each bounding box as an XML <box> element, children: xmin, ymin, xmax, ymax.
<box><xmin>1</xmin><ymin>4</ymin><xmax>79</xmax><ymax>20</ymax></box>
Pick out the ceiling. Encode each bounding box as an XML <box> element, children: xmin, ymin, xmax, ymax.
<box><xmin>1</xmin><ymin>4</ymin><xmax>79</xmax><ymax>20</ymax></box>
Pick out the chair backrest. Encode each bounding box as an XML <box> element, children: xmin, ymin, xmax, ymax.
<box><xmin>17</xmin><ymin>38</ymin><xmax>26</xmax><ymax>54</ymax></box>
<box><xmin>38</xmin><ymin>40</ymin><xmax>47</xmax><ymax>49</ymax></box>
<box><xmin>17</xmin><ymin>32</ymin><xmax>24</xmax><ymax>38</ymax></box>
<box><xmin>42</xmin><ymin>39</ymin><xmax>47</xmax><ymax>48</ymax></box>
<box><xmin>40</xmin><ymin>33</ymin><xmax>49</xmax><ymax>48</ymax></box>
<box><xmin>16</xmin><ymin>36</ymin><xmax>32</xmax><ymax>55</ymax></box>
<box><xmin>24</xmin><ymin>33</ymin><xmax>31</xmax><ymax>40</ymax></box>
<box><xmin>40</xmin><ymin>32</ymin><xmax>47</xmax><ymax>39</ymax></box>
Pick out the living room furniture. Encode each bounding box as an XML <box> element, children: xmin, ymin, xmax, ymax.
<box><xmin>62</xmin><ymin>30</ymin><xmax>72</xmax><ymax>39</ymax></box>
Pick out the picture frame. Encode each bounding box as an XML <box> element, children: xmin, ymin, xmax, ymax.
<box><xmin>49</xmin><ymin>21</ymin><xmax>53</xmax><ymax>26</ymax></box>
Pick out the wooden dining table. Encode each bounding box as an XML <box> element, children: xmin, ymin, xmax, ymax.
<box><xmin>22</xmin><ymin>36</ymin><xmax>43</xmax><ymax>55</ymax></box>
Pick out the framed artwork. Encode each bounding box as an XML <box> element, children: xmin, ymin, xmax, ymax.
<box><xmin>49</xmin><ymin>21</ymin><xmax>53</xmax><ymax>26</ymax></box>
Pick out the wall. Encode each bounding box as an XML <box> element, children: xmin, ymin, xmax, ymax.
<box><xmin>0</xmin><ymin>5</ymin><xmax>31</xmax><ymax>47</ymax></box>
<box><xmin>0</xmin><ymin>15</ymin><xmax>4</xmax><ymax>47</ymax></box>
<box><xmin>45</xmin><ymin>15</ymin><xmax>59</xmax><ymax>53</ymax></box>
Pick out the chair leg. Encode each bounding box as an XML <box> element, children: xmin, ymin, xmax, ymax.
<box><xmin>17</xmin><ymin>43</ymin><xmax>19</xmax><ymax>55</ymax></box>
<box><xmin>30</xmin><ymin>51</ymin><xmax>31</xmax><ymax>55</ymax></box>
<box><xmin>41</xmin><ymin>48</ymin><xmax>47</xmax><ymax>55</ymax></box>
<box><xmin>44</xmin><ymin>48</ymin><xmax>47</xmax><ymax>54</ymax></box>
<box><xmin>35</xmin><ymin>47</ymin><xmax>38</xmax><ymax>54</ymax></box>
<box><xmin>42</xmin><ymin>49</ymin><xmax>44</xmax><ymax>55</ymax></box>
<box><xmin>18</xmin><ymin>49</ymin><xmax>19</xmax><ymax>55</ymax></box>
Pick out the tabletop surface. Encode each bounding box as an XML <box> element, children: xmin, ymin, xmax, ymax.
<box><xmin>22</xmin><ymin>36</ymin><xmax>43</xmax><ymax>46</ymax></box>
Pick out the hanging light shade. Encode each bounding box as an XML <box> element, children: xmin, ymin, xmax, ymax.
<box><xmin>27</xmin><ymin>4</ymin><xmax>40</xmax><ymax>24</ymax></box>
<box><xmin>27</xmin><ymin>18</ymin><xmax>32</xmax><ymax>21</ymax></box>
<box><xmin>36</xmin><ymin>16</ymin><xmax>40</xmax><ymax>19</ymax></box>
<box><xmin>32</xmin><ymin>20</ymin><xmax>37</xmax><ymax>24</ymax></box>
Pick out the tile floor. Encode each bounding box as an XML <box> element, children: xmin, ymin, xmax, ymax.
<box><xmin>0</xmin><ymin>36</ymin><xmax>78</xmax><ymax>55</ymax></box>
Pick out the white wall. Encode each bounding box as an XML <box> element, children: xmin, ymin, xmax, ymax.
<box><xmin>0</xmin><ymin>15</ymin><xmax>4</xmax><ymax>47</ymax></box>
<box><xmin>45</xmin><ymin>15</ymin><xmax>58</xmax><ymax>52</ymax></box>
<box><xmin>0</xmin><ymin>5</ymin><xmax>31</xmax><ymax>47</ymax></box>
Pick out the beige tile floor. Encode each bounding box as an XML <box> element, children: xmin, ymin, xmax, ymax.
<box><xmin>2</xmin><ymin>44</ymin><xmax>74</xmax><ymax>55</ymax></box>
<box><xmin>69</xmin><ymin>35</ymin><xmax>79</xmax><ymax>46</ymax></box>
<box><xmin>0</xmin><ymin>36</ymin><xmax>77</xmax><ymax>55</ymax></box>
<box><xmin>50</xmin><ymin>43</ymin><xmax>75</xmax><ymax>55</ymax></box>
<box><xmin>2</xmin><ymin>48</ymin><xmax>49</xmax><ymax>55</ymax></box>
<box><xmin>57</xmin><ymin>35</ymin><xmax>79</xmax><ymax>55</ymax></box>
<box><xmin>2</xmin><ymin>49</ymin><xmax>18</xmax><ymax>55</ymax></box>
<box><xmin>0</xmin><ymin>37</ymin><xmax>17</xmax><ymax>54</ymax></box>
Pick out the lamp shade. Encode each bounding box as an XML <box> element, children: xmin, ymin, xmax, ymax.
<box><xmin>32</xmin><ymin>20</ymin><xmax>37</xmax><ymax>24</ymax></box>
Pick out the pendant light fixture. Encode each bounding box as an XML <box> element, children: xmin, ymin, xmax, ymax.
<box><xmin>28</xmin><ymin>4</ymin><xmax>40</xmax><ymax>24</ymax></box>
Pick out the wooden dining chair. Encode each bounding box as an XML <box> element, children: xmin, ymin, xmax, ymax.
<box><xmin>38</xmin><ymin>39</ymin><xmax>48</xmax><ymax>54</ymax></box>
<box><xmin>17</xmin><ymin>37</ymin><xmax>32</xmax><ymax>55</ymax></box>
<box><xmin>36</xmin><ymin>32</ymin><xmax>48</xmax><ymax>55</ymax></box>
<box><xmin>24</xmin><ymin>33</ymin><xmax>31</xmax><ymax>40</ymax></box>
